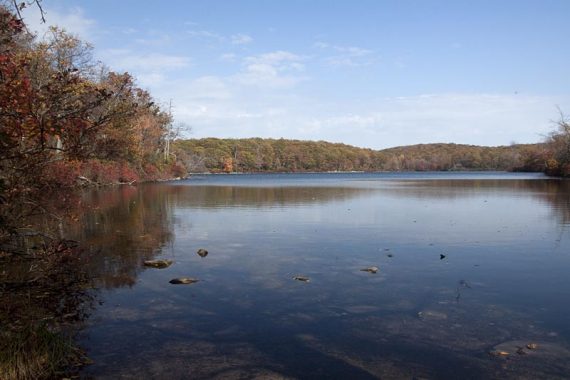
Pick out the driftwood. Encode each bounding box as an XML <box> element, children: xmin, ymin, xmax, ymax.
<box><xmin>77</xmin><ymin>176</ymin><xmax>136</xmax><ymax>187</ymax></box>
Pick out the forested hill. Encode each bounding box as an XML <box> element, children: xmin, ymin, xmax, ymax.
<box><xmin>174</xmin><ymin>138</ymin><xmax>546</xmax><ymax>173</ymax></box>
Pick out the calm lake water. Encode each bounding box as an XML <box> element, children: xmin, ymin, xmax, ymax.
<box><xmin>74</xmin><ymin>172</ymin><xmax>570</xmax><ymax>379</ymax></box>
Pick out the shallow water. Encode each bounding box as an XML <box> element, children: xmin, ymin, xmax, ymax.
<box><xmin>74</xmin><ymin>172</ymin><xmax>570</xmax><ymax>379</ymax></box>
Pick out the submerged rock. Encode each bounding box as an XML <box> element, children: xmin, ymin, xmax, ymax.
<box><xmin>360</xmin><ymin>266</ymin><xmax>379</xmax><ymax>274</ymax></box>
<box><xmin>293</xmin><ymin>276</ymin><xmax>310</xmax><ymax>282</ymax></box>
<box><xmin>488</xmin><ymin>350</ymin><xmax>510</xmax><ymax>357</ymax></box>
<box><xmin>169</xmin><ymin>277</ymin><xmax>199</xmax><ymax>285</ymax></box>
<box><xmin>143</xmin><ymin>259</ymin><xmax>173</xmax><ymax>269</ymax></box>
<box><xmin>196</xmin><ymin>249</ymin><xmax>208</xmax><ymax>258</ymax></box>
<box><xmin>491</xmin><ymin>340</ymin><xmax>568</xmax><ymax>359</ymax></box>
<box><xmin>417</xmin><ymin>310</ymin><xmax>448</xmax><ymax>321</ymax></box>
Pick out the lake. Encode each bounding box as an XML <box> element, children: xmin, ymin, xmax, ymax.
<box><xmin>73</xmin><ymin>172</ymin><xmax>570</xmax><ymax>379</ymax></box>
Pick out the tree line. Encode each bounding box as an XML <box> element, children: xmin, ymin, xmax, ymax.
<box><xmin>174</xmin><ymin>138</ymin><xmax>553</xmax><ymax>174</ymax></box>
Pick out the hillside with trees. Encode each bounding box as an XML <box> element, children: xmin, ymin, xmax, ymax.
<box><xmin>174</xmin><ymin>138</ymin><xmax>547</xmax><ymax>174</ymax></box>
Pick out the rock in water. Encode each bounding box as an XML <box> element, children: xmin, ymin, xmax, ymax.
<box><xmin>360</xmin><ymin>266</ymin><xmax>379</xmax><ymax>274</ymax></box>
<box><xmin>196</xmin><ymin>249</ymin><xmax>208</xmax><ymax>258</ymax></box>
<box><xmin>417</xmin><ymin>310</ymin><xmax>448</xmax><ymax>320</ymax></box>
<box><xmin>440</xmin><ymin>254</ymin><xmax>446</xmax><ymax>260</ymax></box>
<box><xmin>488</xmin><ymin>350</ymin><xmax>510</xmax><ymax>357</ymax></box>
<box><xmin>169</xmin><ymin>278</ymin><xmax>199</xmax><ymax>285</ymax></box>
<box><xmin>143</xmin><ymin>259</ymin><xmax>173</xmax><ymax>269</ymax></box>
<box><xmin>293</xmin><ymin>276</ymin><xmax>310</xmax><ymax>282</ymax></box>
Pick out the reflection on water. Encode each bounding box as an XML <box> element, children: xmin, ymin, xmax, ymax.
<box><xmin>71</xmin><ymin>173</ymin><xmax>570</xmax><ymax>379</ymax></box>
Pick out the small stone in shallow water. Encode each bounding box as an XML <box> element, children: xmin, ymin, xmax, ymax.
<box><xmin>143</xmin><ymin>259</ymin><xmax>173</xmax><ymax>269</ymax></box>
<box><xmin>169</xmin><ymin>278</ymin><xmax>199</xmax><ymax>285</ymax></box>
<box><xmin>360</xmin><ymin>266</ymin><xmax>379</xmax><ymax>274</ymax></box>
<box><xmin>293</xmin><ymin>276</ymin><xmax>310</xmax><ymax>282</ymax></box>
<box><xmin>417</xmin><ymin>310</ymin><xmax>447</xmax><ymax>320</ymax></box>
<box><xmin>196</xmin><ymin>249</ymin><xmax>208</xmax><ymax>258</ymax></box>
<box><xmin>489</xmin><ymin>350</ymin><xmax>510</xmax><ymax>357</ymax></box>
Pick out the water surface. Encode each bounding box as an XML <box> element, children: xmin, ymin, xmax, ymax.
<box><xmin>76</xmin><ymin>172</ymin><xmax>570</xmax><ymax>379</ymax></box>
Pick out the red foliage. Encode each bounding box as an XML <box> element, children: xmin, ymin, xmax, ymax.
<box><xmin>43</xmin><ymin>160</ymin><xmax>82</xmax><ymax>188</ymax></box>
<box><xmin>142</xmin><ymin>163</ymin><xmax>160</xmax><ymax>180</ymax></box>
<box><xmin>79</xmin><ymin>160</ymin><xmax>139</xmax><ymax>184</ymax></box>
<box><xmin>170</xmin><ymin>162</ymin><xmax>186</xmax><ymax>178</ymax></box>
<box><xmin>118</xmin><ymin>162</ymin><xmax>139</xmax><ymax>183</ymax></box>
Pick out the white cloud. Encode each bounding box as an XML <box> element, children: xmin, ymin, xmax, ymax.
<box><xmin>155</xmin><ymin>79</ymin><xmax>566</xmax><ymax>149</ymax></box>
<box><xmin>220</xmin><ymin>53</ymin><xmax>238</xmax><ymax>62</ymax></box>
<box><xmin>23</xmin><ymin>5</ymin><xmax>95</xmax><ymax>41</ymax></box>
<box><xmin>134</xmin><ymin>32</ymin><xmax>172</xmax><ymax>46</ymax></box>
<box><xmin>233</xmin><ymin>51</ymin><xmax>308</xmax><ymax>88</ymax></box>
<box><xmin>122</xmin><ymin>27</ymin><xmax>137</xmax><ymax>35</ymax></box>
<box><xmin>185</xmin><ymin>76</ymin><xmax>232</xmax><ymax>100</ymax></box>
<box><xmin>101</xmin><ymin>50</ymin><xmax>191</xmax><ymax>88</ymax></box>
<box><xmin>187</xmin><ymin>29</ymin><xmax>224</xmax><ymax>41</ymax></box>
<box><xmin>297</xmin><ymin>94</ymin><xmax>566</xmax><ymax>148</ymax></box>
<box><xmin>231</xmin><ymin>33</ymin><xmax>253</xmax><ymax>45</ymax></box>
<box><xmin>136</xmin><ymin>72</ymin><xmax>167</xmax><ymax>87</ymax></box>
<box><xmin>104</xmin><ymin>51</ymin><xmax>191</xmax><ymax>71</ymax></box>
<box><xmin>315</xmin><ymin>41</ymin><xmax>375</xmax><ymax>67</ymax></box>
<box><xmin>186</xmin><ymin>29</ymin><xmax>253</xmax><ymax>46</ymax></box>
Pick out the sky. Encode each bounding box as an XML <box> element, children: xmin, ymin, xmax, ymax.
<box><xmin>20</xmin><ymin>0</ymin><xmax>570</xmax><ymax>149</ymax></box>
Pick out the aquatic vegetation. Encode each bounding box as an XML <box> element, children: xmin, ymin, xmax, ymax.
<box><xmin>0</xmin><ymin>324</ymin><xmax>88</xmax><ymax>380</ymax></box>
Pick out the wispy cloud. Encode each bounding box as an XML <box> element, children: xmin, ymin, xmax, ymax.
<box><xmin>134</xmin><ymin>31</ymin><xmax>172</xmax><ymax>46</ymax></box>
<box><xmin>186</xmin><ymin>29</ymin><xmax>224</xmax><ymax>41</ymax></box>
<box><xmin>297</xmin><ymin>93</ymin><xmax>563</xmax><ymax>148</ymax></box>
<box><xmin>105</xmin><ymin>51</ymin><xmax>191</xmax><ymax>71</ymax></box>
<box><xmin>231</xmin><ymin>33</ymin><xmax>253</xmax><ymax>45</ymax></box>
<box><xmin>185</xmin><ymin>76</ymin><xmax>232</xmax><ymax>100</ymax></box>
<box><xmin>187</xmin><ymin>29</ymin><xmax>253</xmax><ymax>46</ymax></box>
<box><xmin>315</xmin><ymin>41</ymin><xmax>375</xmax><ymax>67</ymax></box>
<box><xmin>233</xmin><ymin>51</ymin><xmax>307</xmax><ymax>88</ymax></box>
<box><xmin>220</xmin><ymin>53</ymin><xmax>238</xmax><ymax>62</ymax></box>
<box><xmin>24</xmin><ymin>5</ymin><xmax>96</xmax><ymax>41</ymax></box>
<box><xmin>122</xmin><ymin>27</ymin><xmax>137</xmax><ymax>35</ymax></box>
<box><xmin>102</xmin><ymin>50</ymin><xmax>191</xmax><ymax>87</ymax></box>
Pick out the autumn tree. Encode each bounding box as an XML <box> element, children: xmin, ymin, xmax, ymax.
<box><xmin>545</xmin><ymin>116</ymin><xmax>570</xmax><ymax>177</ymax></box>
<box><xmin>0</xmin><ymin>5</ymin><xmax>178</xmax><ymax>246</ymax></box>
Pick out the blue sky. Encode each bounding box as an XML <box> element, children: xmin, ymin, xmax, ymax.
<box><xmin>22</xmin><ymin>0</ymin><xmax>570</xmax><ymax>149</ymax></box>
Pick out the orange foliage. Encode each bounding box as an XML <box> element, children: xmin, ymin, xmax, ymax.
<box><xmin>222</xmin><ymin>157</ymin><xmax>234</xmax><ymax>173</ymax></box>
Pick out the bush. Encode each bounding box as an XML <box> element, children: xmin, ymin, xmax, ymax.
<box><xmin>79</xmin><ymin>160</ymin><xmax>139</xmax><ymax>184</ymax></box>
<box><xmin>170</xmin><ymin>162</ymin><xmax>187</xmax><ymax>178</ymax></box>
<box><xmin>43</xmin><ymin>160</ymin><xmax>82</xmax><ymax>188</ymax></box>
